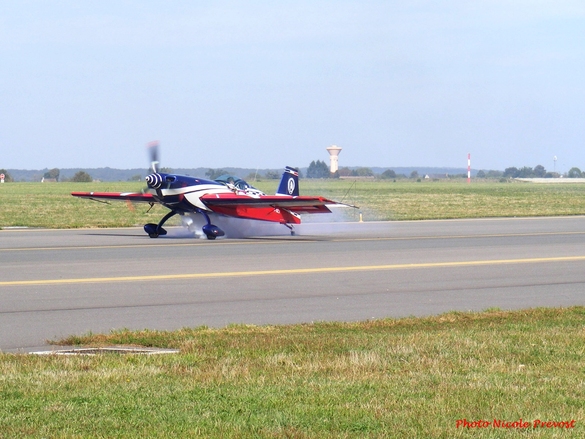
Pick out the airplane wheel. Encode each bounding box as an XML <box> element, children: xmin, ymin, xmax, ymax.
<box><xmin>202</xmin><ymin>224</ymin><xmax>224</xmax><ymax>240</ymax></box>
<box><xmin>148</xmin><ymin>233</ymin><xmax>159</xmax><ymax>238</ymax></box>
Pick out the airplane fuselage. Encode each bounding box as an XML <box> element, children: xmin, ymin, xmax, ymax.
<box><xmin>145</xmin><ymin>173</ymin><xmax>240</xmax><ymax>212</ymax></box>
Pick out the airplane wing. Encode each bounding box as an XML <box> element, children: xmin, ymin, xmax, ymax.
<box><xmin>200</xmin><ymin>194</ymin><xmax>337</xmax><ymax>214</ymax></box>
<box><xmin>72</xmin><ymin>190</ymin><xmax>354</xmax><ymax>226</ymax></box>
<box><xmin>71</xmin><ymin>192</ymin><xmax>155</xmax><ymax>202</ymax></box>
<box><xmin>200</xmin><ymin>193</ymin><xmax>342</xmax><ymax>224</ymax></box>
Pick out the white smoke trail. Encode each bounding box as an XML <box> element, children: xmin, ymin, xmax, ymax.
<box><xmin>174</xmin><ymin>212</ymin><xmax>289</xmax><ymax>239</ymax></box>
<box><xmin>158</xmin><ymin>204</ymin><xmax>368</xmax><ymax>239</ymax></box>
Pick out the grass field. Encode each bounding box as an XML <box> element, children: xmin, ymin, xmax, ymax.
<box><xmin>1</xmin><ymin>308</ymin><xmax>583</xmax><ymax>438</ymax></box>
<box><xmin>1</xmin><ymin>179</ymin><xmax>585</xmax><ymax>229</ymax></box>
<box><xmin>1</xmin><ymin>179</ymin><xmax>584</xmax><ymax>437</ymax></box>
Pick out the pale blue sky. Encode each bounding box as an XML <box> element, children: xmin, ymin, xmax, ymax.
<box><xmin>1</xmin><ymin>1</ymin><xmax>584</xmax><ymax>172</ymax></box>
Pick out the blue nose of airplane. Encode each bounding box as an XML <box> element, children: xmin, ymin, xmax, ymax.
<box><xmin>145</xmin><ymin>173</ymin><xmax>162</xmax><ymax>189</ymax></box>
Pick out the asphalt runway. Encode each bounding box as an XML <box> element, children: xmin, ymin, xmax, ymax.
<box><xmin>2</xmin><ymin>216</ymin><xmax>585</xmax><ymax>352</ymax></box>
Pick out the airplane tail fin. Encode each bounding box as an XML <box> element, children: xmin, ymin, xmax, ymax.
<box><xmin>276</xmin><ymin>166</ymin><xmax>300</xmax><ymax>196</ymax></box>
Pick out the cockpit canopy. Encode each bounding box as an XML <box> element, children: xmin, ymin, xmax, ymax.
<box><xmin>214</xmin><ymin>174</ymin><xmax>255</xmax><ymax>191</ymax></box>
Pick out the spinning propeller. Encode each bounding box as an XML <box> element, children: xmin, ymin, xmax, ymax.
<box><xmin>147</xmin><ymin>140</ymin><xmax>160</xmax><ymax>173</ymax></box>
<box><xmin>143</xmin><ymin>140</ymin><xmax>164</xmax><ymax>194</ymax></box>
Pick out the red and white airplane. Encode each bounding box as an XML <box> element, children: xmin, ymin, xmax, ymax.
<box><xmin>72</xmin><ymin>142</ymin><xmax>351</xmax><ymax>239</ymax></box>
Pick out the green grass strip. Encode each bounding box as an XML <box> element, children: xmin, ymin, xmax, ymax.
<box><xmin>2</xmin><ymin>180</ymin><xmax>585</xmax><ymax>228</ymax></box>
<box><xmin>1</xmin><ymin>307</ymin><xmax>583</xmax><ymax>438</ymax></box>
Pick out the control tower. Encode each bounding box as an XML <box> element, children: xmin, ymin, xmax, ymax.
<box><xmin>326</xmin><ymin>145</ymin><xmax>342</xmax><ymax>173</ymax></box>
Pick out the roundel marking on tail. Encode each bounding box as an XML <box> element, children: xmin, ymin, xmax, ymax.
<box><xmin>288</xmin><ymin>177</ymin><xmax>295</xmax><ymax>195</ymax></box>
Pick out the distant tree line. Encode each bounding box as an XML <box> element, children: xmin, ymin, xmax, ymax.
<box><xmin>4</xmin><ymin>163</ymin><xmax>585</xmax><ymax>183</ymax></box>
<box><xmin>502</xmin><ymin>165</ymin><xmax>549</xmax><ymax>178</ymax></box>
<box><xmin>567</xmin><ymin>167</ymin><xmax>585</xmax><ymax>178</ymax></box>
<box><xmin>338</xmin><ymin>167</ymin><xmax>374</xmax><ymax>177</ymax></box>
<box><xmin>43</xmin><ymin>168</ymin><xmax>60</xmax><ymax>181</ymax></box>
<box><xmin>305</xmin><ymin>161</ymin><xmax>376</xmax><ymax>179</ymax></box>
<box><xmin>475</xmin><ymin>170</ymin><xmax>503</xmax><ymax>178</ymax></box>
<box><xmin>205</xmin><ymin>168</ymin><xmax>304</xmax><ymax>182</ymax></box>
<box><xmin>303</xmin><ymin>159</ymin><xmax>585</xmax><ymax>181</ymax></box>
<box><xmin>306</xmin><ymin>160</ymin><xmax>331</xmax><ymax>178</ymax></box>
<box><xmin>70</xmin><ymin>171</ymin><xmax>92</xmax><ymax>182</ymax></box>
<box><xmin>40</xmin><ymin>168</ymin><xmax>93</xmax><ymax>182</ymax></box>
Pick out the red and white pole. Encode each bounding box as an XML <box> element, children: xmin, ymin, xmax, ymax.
<box><xmin>467</xmin><ymin>153</ymin><xmax>471</xmax><ymax>183</ymax></box>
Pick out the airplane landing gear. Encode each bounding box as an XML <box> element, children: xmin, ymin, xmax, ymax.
<box><xmin>145</xmin><ymin>209</ymin><xmax>225</xmax><ymax>240</ymax></box>
<box><xmin>144</xmin><ymin>223</ymin><xmax>167</xmax><ymax>238</ymax></box>
<box><xmin>199</xmin><ymin>210</ymin><xmax>225</xmax><ymax>240</ymax></box>
<box><xmin>284</xmin><ymin>223</ymin><xmax>295</xmax><ymax>236</ymax></box>
<box><xmin>144</xmin><ymin>210</ymin><xmax>177</xmax><ymax>238</ymax></box>
<box><xmin>202</xmin><ymin>224</ymin><xmax>224</xmax><ymax>240</ymax></box>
